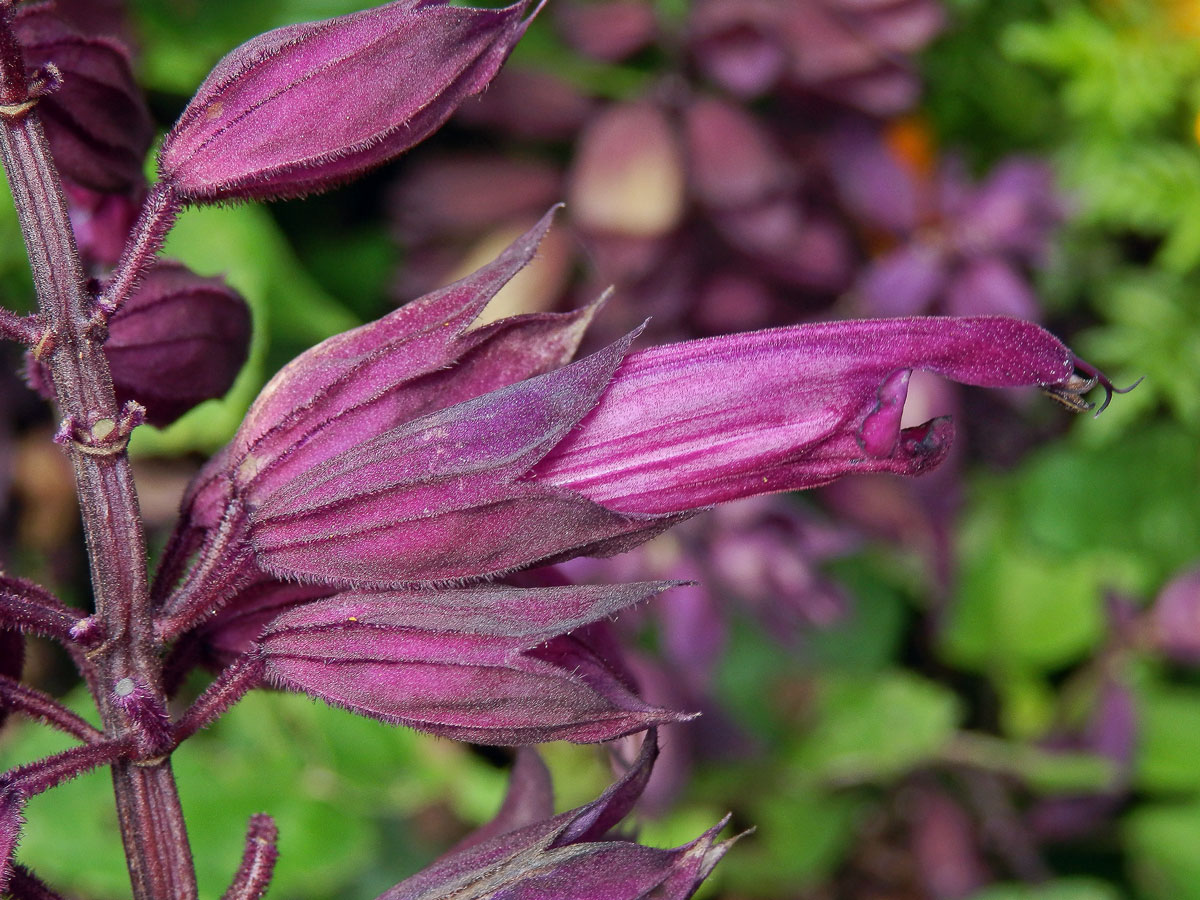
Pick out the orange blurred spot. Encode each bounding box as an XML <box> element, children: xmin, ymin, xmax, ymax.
<box><xmin>1166</xmin><ymin>0</ymin><xmax>1200</xmax><ymax>36</ymax></box>
<box><xmin>884</xmin><ymin>115</ymin><xmax>937</xmax><ymax>179</ymax></box>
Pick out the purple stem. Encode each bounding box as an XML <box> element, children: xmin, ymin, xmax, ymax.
<box><xmin>6</xmin><ymin>864</ymin><xmax>69</xmax><ymax>900</ymax></box>
<box><xmin>0</xmin><ymin>674</ymin><xmax>102</xmax><ymax>743</ymax></box>
<box><xmin>0</xmin><ymin>308</ymin><xmax>37</xmax><ymax>344</ymax></box>
<box><xmin>0</xmin><ymin>575</ymin><xmax>97</xmax><ymax>647</ymax></box>
<box><xmin>97</xmin><ymin>181</ymin><xmax>179</xmax><ymax>317</ymax></box>
<box><xmin>3</xmin><ymin>737</ymin><xmax>132</xmax><ymax>799</ymax></box>
<box><xmin>220</xmin><ymin>815</ymin><xmax>279</xmax><ymax>900</ymax></box>
<box><xmin>174</xmin><ymin>653</ymin><xmax>266</xmax><ymax>746</ymax></box>
<box><xmin>0</xmin><ymin>8</ymin><xmax>197</xmax><ymax>898</ymax></box>
<box><xmin>154</xmin><ymin>503</ymin><xmax>253</xmax><ymax>641</ymax></box>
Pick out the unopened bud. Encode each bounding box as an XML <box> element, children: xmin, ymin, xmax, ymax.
<box><xmin>105</xmin><ymin>261</ymin><xmax>251</xmax><ymax>427</ymax></box>
<box><xmin>159</xmin><ymin>0</ymin><xmax>535</xmax><ymax>203</ymax></box>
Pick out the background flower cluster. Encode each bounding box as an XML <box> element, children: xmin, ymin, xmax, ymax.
<box><xmin>1</xmin><ymin>0</ymin><xmax>1199</xmax><ymax>898</ymax></box>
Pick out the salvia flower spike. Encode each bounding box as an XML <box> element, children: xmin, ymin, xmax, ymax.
<box><xmin>158</xmin><ymin>0</ymin><xmax>537</xmax><ymax>203</ymax></box>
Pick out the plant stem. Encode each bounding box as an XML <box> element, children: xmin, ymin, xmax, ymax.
<box><xmin>0</xmin><ymin>308</ymin><xmax>36</xmax><ymax>343</ymax></box>
<box><xmin>0</xmin><ymin>10</ymin><xmax>197</xmax><ymax>898</ymax></box>
<box><xmin>0</xmin><ymin>675</ymin><xmax>102</xmax><ymax>743</ymax></box>
<box><xmin>98</xmin><ymin>181</ymin><xmax>178</xmax><ymax>316</ymax></box>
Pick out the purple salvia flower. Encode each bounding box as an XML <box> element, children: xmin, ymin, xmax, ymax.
<box><xmin>158</xmin><ymin>0</ymin><xmax>536</xmax><ymax>203</ymax></box>
<box><xmin>105</xmin><ymin>261</ymin><xmax>251</xmax><ymax>427</ymax></box>
<box><xmin>13</xmin><ymin>3</ymin><xmax>152</xmax><ymax>193</ymax></box>
<box><xmin>243</xmin><ymin>315</ymin><xmax>1120</xmax><ymax>588</ymax></box>
<box><xmin>245</xmin><ymin>325</ymin><xmax>680</xmax><ymax>587</ymax></box>
<box><xmin>380</xmin><ymin>732</ymin><xmax>733</xmax><ymax>898</ymax></box>
<box><xmin>257</xmin><ymin>584</ymin><xmax>686</xmax><ymax>744</ymax></box>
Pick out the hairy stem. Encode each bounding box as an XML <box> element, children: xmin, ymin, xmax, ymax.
<box><xmin>98</xmin><ymin>181</ymin><xmax>179</xmax><ymax>316</ymax></box>
<box><xmin>0</xmin><ymin>308</ymin><xmax>37</xmax><ymax>343</ymax></box>
<box><xmin>0</xmin><ymin>674</ymin><xmax>103</xmax><ymax>743</ymax></box>
<box><xmin>0</xmin><ymin>10</ymin><xmax>197</xmax><ymax>898</ymax></box>
<box><xmin>174</xmin><ymin>653</ymin><xmax>265</xmax><ymax>745</ymax></box>
<box><xmin>6</xmin><ymin>863</ymin><xmax>70</xmax><ymax>900</ymax></box>
<box><xmin>220</xmin><ymin>815</ymin><xmax>279</xmax><ymax>900</ymax></box>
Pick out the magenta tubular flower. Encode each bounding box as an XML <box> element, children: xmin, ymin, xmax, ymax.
<box><xmin>257</xmin><ymin>584</ymin><xmax>685</xmax><ymax>744</ymax></box>
<box><xmin>380</xmin><ymin>733</ymin><xmax>732</xmax><ymax>899</ymax></box>
<box><xmin>243</xmin><ymin>314</ymin><xmax>1118</xmax><ymax>588</ymax></box>
<box><xmin>105</xmin><ymin>261</ymin><xmax>251</xmax><ymax>427</ymax></box>
<box><xmin>158</xmin><ymin>0</ymin><xmax>535</xmax><ymax>203</ymax></box>
<box><xmin>534</xmin><ymin>317</ymin><xmax>1101</xmax><ymax>514</ymax></box>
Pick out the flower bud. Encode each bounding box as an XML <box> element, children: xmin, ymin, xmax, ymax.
<box><xmin>14</xmin><ymin>4</ymin><xmax>152</xmax><ymax>193</ymax></box>
<box><xmin>105</xmin><ymin>261</ymin><xmax>251</xmax><ymax>427</ymax></box>
<box><xmin>381</xmin><ymin>733</ymin><xmax>735</xmax><ymax>899</ymax></box>
<box><xmin>259</xmin><ymin>584</ymin><xmax>687</xmax><ymax>744</ymax></box>
<box><xmin>159</xmin><ymin>0</ymin><xmax>535</xmax><ymax>203</ymax></box>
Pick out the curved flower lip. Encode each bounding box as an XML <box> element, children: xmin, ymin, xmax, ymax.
<box><xmin>158</xmin><ymin>0</ymin><xmax>537</xmax><ymax>203</ymax></box>
<box><xmin>258</xmin><ymin>584</ymin><xmax>692</xmax><ymax>745</ymax></box>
